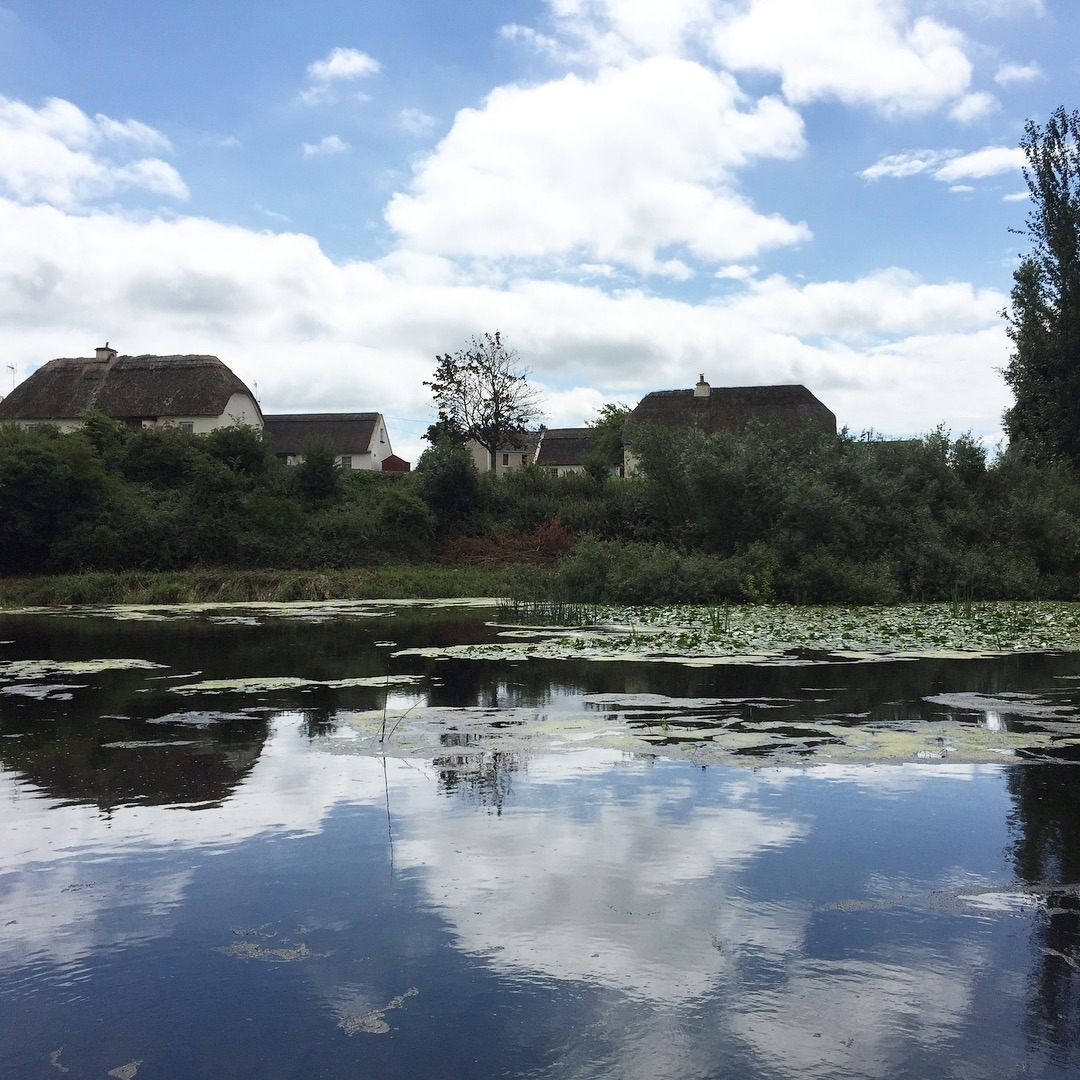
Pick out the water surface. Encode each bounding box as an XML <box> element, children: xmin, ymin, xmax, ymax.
<box><xmin>2</xmin><ymin>603</ymin><xmax>1079</xmax><ymax>1079</ymax></box>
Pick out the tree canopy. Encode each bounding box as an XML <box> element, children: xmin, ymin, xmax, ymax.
<box><xmin>1003</xmin><ymin>106</ymin><xmax>1080</xmax><ymax>466</ymax></box>
<box><xmin>423</xmin><ymin>331</ymin><xmax>542</xmax><ymax>470</ymax></box>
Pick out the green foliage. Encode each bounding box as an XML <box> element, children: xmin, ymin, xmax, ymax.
<box><xmin>203</xmin><ymin>424</ymin><xmax>277</xmax><ymax>481</ymax></box>
<box><xmin>584</xmin><ymin>402</ymin><xmax>631</xmax><ymax>478</ymax></box>
<box><xmin>423</xmin><ymin>331</ymin><xmax>542</xmax><ymax>469</ymax></box>
<box><xmin>1003</xmin><ymin>106</ymin><xmax>1080</xmax><ymax>466</ymax></box>
<box><xmin>294</xmin><ymin>437</ymin><xmax>341</xmax><ymax>507</ymax></box>
<box><xmin>415</xmin><ymin>442</ymin><xmax>483</xmax><ymax>531</ymax></box>
<box><xmin>5</xmin><ymin>407</ymin><xmax>1080</xmax><ymax>605</ymax></box>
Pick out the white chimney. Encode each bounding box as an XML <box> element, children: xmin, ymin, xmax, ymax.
<box><xmin>694</xmin><ymin>373</ymin><xmax>710</xmax><ymax>397</ymax></box>
<box><xmin>95</xmin><ymin>342</ymin><xmax>117</xmax><ymax>361</ymax></box>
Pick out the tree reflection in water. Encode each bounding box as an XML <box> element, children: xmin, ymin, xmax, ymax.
<box><xmin>1008</xmin><ymin>764</ymin><xmax>1080</xmax><ymax>1062</ymax></box>
<box><xmin>436</xmin><ymin>733</ymin><xmax>523</xmax><ymax>815</ymax></box>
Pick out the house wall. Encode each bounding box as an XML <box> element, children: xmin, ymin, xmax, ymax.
<box><xmin>467</xmin><ymin>440</ymin><xmax>536</xmax><ymax>475</ymax></box>
<box><xmin>11</xmin><ymin>393</ymin><xmax>264</xmax><ymax>436</ymax></box>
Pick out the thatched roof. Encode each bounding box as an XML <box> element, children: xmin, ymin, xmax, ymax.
<box><xmin>262</xmin><ymin>413</ymin><xmax>382</xmax><ymax>455</ymax></box>
<box><xmin>536</xmin><ymin>427</ymin><xmax>596</xmax><ymax>466</ymax></box>
<box><xmin>627</xmin><ymin>384</ymin><xmax>836</xmax><ymax>436</ymax></box>
<box><xmin>0</xmin><ymin>353</ymin><xmax>258</xmax><ymax>422</ymax></box>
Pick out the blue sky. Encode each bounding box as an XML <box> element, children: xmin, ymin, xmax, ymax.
<box><xmin>0</xmin><ymin>0</ymin><xmax>1075</xmax><ymax>463</ymax></box>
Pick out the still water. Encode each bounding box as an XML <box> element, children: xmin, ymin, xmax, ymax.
<box><xmin>1</xmin><ymin>602</ymin><xmax>1079</xmax><ymax>1079</ymax></box>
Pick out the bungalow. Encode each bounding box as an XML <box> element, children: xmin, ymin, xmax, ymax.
<box><xmin>534</xmin><ymin>427</ymin><xmax>597</xmax><ymax>477</ymax></box>
<box><xmin>0</xmin><ymin>346</ymin><xmax>263</xmax><ymax>433</ymax></box>
<box><xmin>262</xmin><ymin>412</ymin><xmax>403</xmax><ymax>471</ymax></box>
<box><xmin>624</xmin><ymin>376</ymin><xmax>836</xmax><ymax>474</ymax></box>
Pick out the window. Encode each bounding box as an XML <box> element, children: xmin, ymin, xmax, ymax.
<box><xmin>179</xmin><ymin>422</ymin><xmax>194</xmax><ymax>434</ymax></box>
<box><xmin>340</xmin><ymin>455</ymin><xmax>353</xmax><ymax>469</ymax></box>
<box><xmin>502</xmin><ymin>454</ymin><xmax>509</xmax><ymax>466</ymax></box>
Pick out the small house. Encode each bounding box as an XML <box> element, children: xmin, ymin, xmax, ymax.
<box><xmin>535</xmin><ymin>428</ymin><xmax>598</xmax><ymax>477</ymax></box>
<box><xmin>262</xmin><ymin>413</ymin><xmax>399</xmax><ymax>471</ymax></box>
<box><xmin>466</xmin><ymin>431</ymin><xmax>542</xmax><ymax>475</ymax></box>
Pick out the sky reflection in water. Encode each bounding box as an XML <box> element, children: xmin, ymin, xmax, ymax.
<box><xmin>0</xmin><ymin>606</ymin><xmax>1079</xmax><ymax>1078</ymax></box>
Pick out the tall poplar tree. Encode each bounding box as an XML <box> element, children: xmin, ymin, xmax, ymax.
<box><xmin>1003</xmin><ymin>107</ymin><xmax>1080</xmax><ymax>466</ymax></box>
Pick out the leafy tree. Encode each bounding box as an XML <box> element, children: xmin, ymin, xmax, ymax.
<box><xmin>583</xmin><ymin>402</ymin><xmax>630</xmax><ymax>479</ymax></box>
<box><xmin>415</xmin><ymin>442</ymin><xmax>483</xmax><ymax>532</ymax></box>
<box><xmin>1003</xmin><ymin>106</ymin><xmax>1080</xmax><ymax>466</ymax></box>
<box><xmin>424</xmin><ymin>331</ymin><xmax>542</xmax><ymax>470</ymax></box>
<box><xmin>295</xmin><ymin>437</ymin><xmax>341</xmax><ymax>507</ymax></box>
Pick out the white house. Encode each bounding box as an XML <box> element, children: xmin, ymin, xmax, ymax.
<box><xmin>262</xmin><ymin>413</ymin><xmax>400</xmax><ymax>470</ymax></box>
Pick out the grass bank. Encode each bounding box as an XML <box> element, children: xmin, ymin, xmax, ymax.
<box><xmin>0</xmin><ymin>564</ymin><xmax>554</xmax><ymax>609</ymax></box>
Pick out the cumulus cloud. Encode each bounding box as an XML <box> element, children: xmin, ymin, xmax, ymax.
<box><xmin>0</xmin><ymin>96</ymin><xmax>187</xmax><ymax>209</ymax></box>
<box><xmin>301</xmin><ymin>134</ymin><xmax>348</xmax><ymax>158</ymax></box>
<box><xmin>0</xmin><ymin>193</ymin><xmax>1011</xmax><ymax>463</ymax></box>
<box><xmin>994</xmin><ymin>61</ymin><xmax>1042</xmax><ymax>85</ymax></box>
<box><xmin>385</xmin><ymin>56</ymin><xmax>809</xmax><ymax>274</ymax></box>
<box><xmin>299</xmin><ymin>47</ymin><xmax>381</xmax><ymax>106</ymax></box>
<box><xmin>710</xmin><ymin>0</ymin><xmax>973</xmax><ymax>116</ymax></box>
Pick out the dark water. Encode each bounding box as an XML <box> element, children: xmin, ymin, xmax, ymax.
<box><xmin>2</xmin><ymin>604</ymin><xmax>1080</xmax><ymax>1079</ymax></box>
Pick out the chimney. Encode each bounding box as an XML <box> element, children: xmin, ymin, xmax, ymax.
<box><xmin>95</xmin><ymin>342</ymin><xmax>117</xmax><ymax>362</ymax></box>
<box><xmin>694</xmin><ymin>373</ymin><xmax>710</xmax><ymax>397</ymax></box>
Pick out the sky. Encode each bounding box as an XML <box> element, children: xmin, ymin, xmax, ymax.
<box><xmin>0</xmin><ymin>0</ymin><xmax>1075</xmax><ymax>463</ymax></box>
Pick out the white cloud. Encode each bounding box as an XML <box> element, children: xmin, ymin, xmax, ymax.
<box><xmin>0</xmin><ymin>96</ymin><xmax>187</xmax><ymax>209</ymax></box>
<box><xmin>860</xmin><ymin>149</ymin><xmax>951</xmax><ymax>180</ymax></box>
<box><xmin>0</xmin><ymin>194</ymin><xmax>1011</xmax><ymax>465</ymax></box>
<box><xmin>306</xmin><ymin>46</ymin><xmax>381</xmax><ymax>83</ymax></box>
<box><xmin>299</xmin><ymin>47</ymin><xmax>381</xmax><ymax>106</ymax></box>
<box><xmin>862</xmin><ymin>144</ymin><xmax>1025</xmax><ymax>185</ymax></box>
<box><xmin>503</xmin><ymin>0</ymin><xmax>717</xmax><ymax>66</ymax></box>
<box><xmin>302</xmin><ymin>134</ymin><xmax>348</xmax><ymax>158</ymax></box>
<box><xmin>994</xmin><ymin>61</ymin><xmax>1042</xmax><ymax>85</ymax></box>
<box><xmin>1002</xmin><ymin>190</ymin><xmax>1029</xmax><ymax>202</ymax></box>
<box><xmin>398</xmin><ymin>107</ymin><xmax>436</xmax><ymax>136</ymax></box>
<box><xmin>948</xmin><ymin>90</ymin><xmax>998</xmax><ymax>123</ymax></box>
<box><xmin>934</xmin><ymin>0</ymin><xmax>1043</xmax><ymax>14</ymax></box>
<box><xmin>385</xmin><ymin>56</ymin><xmax>809</xmax><ymax>274</ymax></box>
<box><xmin>933</xmin><ymin>144</ymin><xmax>1024</xmax><ymax>180</ymax></box>
<box><xmin>950</xmin><ymin>183</ymin><xmax>974</xmax><ymax>192</ymax></box>
<box><xmin>710</xmin><ymin>0</ymin><xmax>973</xmax><ymax>116</ymax></box>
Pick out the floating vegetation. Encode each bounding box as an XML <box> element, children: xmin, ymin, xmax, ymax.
<box><xmin>107</xmin><ymin>1062</ymin><xmax>141</xmax><ymax>1080</ymax></box>
<box><xmin>408</xmin><ymin>601</ymin><xmax>1080</xmax><ymax>664</ymax></box>
<box><xmin>168</xmin><ymin>674</ymin><xmax>424</xmax><ymax>695</ymax></box>
<box><xmin>217</xmin><ymin>940</ymin><xmax>315</xmax><ymax>962</ymax></box>
<box><xmin>0</xmin><ymin>658</ymin><xmax>167</xmax><ymax>678</ymax></box>
<box><xmin>339</xmin><ymin>987</ymin><xmax>419</xmax><ymax>1036</ymax></box>
<box><xmin>1</xmin><ymin>683</ymin><xmax>82</xmax><ymax>699</ymax></box>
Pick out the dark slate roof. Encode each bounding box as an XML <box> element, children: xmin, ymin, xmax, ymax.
<box><xmin>627</xmin><ymin>384</ymin><xmax>836</xmax><ymax>436</ymax></box>
<box><xmin>262</xmin><ymin>413</ymin><xmax>381</xmax><ymax>455</ymax></box>
<box><xmin>0</xmin><ymin>353</ymin><xmax>258</xmax><ymax>422</ymax></box>
<box><xmin>535</xmin><ymin>427</ymin><xmax>596</xmax><ymax>466</ymax></box>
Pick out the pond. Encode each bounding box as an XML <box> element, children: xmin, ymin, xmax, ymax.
<box><xmin>2</xmin><ymin>600</ymin><xmax>1080</xmax><ymax>1079</ymax></box>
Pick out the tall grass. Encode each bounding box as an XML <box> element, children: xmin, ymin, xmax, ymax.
<box><xmin>0</xmin><ymin>565</ymin><xmax>555</xmax><ymax>609</ymax></box>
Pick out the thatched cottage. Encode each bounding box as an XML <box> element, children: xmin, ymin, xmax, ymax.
<box><xmin>535</xmin><ymin>427</ymin><xmax>598</xmax><ymax>476</ymax></box>
<box><xmin>623</xmin><ymin>376</ymin><xmax>836</xmax><ymax>474</ymax></box>
<box><xmin>262</xmin><ymin>413</ymin><xmax>405</xmax><ymax>471</ymax></box>
<box><xmin>0</xmin><ymin>346</ymin><xmax>263</xmax><ymax>433</ymax></box>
